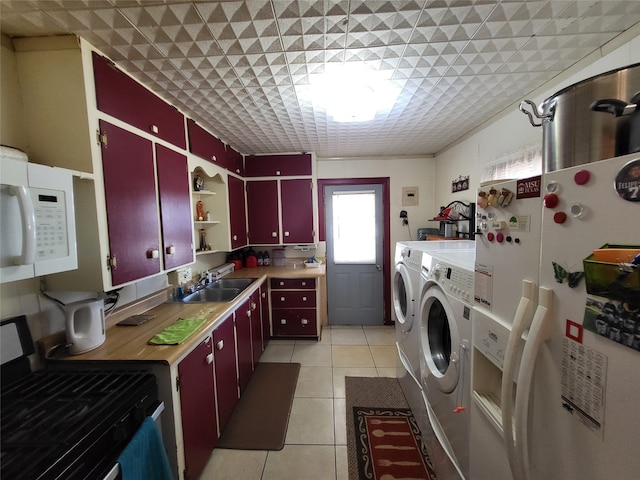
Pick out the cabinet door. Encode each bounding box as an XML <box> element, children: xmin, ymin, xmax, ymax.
<box><xmin>156</xmin><ymin>145</ymin><xmax>194</xmax><ymax>270</ymax></box>
<box><xmin>178</xmin><ymin>336</ymin><xmax>217</xmax><ymax>480</ymax></box>
<box><xmin>93</xmin><ymin>52</ymin><xmax>186</xmax><ymax>149</ymax></box>
<box><xmin>227</xmin><ymin>146</ymin><xmax>244</xmax><ymax>176</ymax></box>
<box><xmin>244</xmin><ymin>153</ymin><xmax>312</xmax><ymax>177</ymax></box>
<box><xmin>246</xmin><ymin>180</ymin><xmax>279</xmax><ymax>245</ymax></box>
<box><xmin>260</xmin><ymin>283</ymin><xmax>270</xmax><ymax>350</ymax></box>
<box><xmin>187</xmin><ymin>119</ymin><xmax>226</xmax><ymax>166</ymax></box>
<box><xmin>235</xmin><ymin>297</ymin><xmax>253</xmax><ymax>394</ymax></box>
<box><xmin>99</xmin><ymin>120</ymin><xmax>161</xmax><ymax>286</ymax></box>
<box><xmin>228</xmin><ymin>175</ymin><xmax>247</xmax><ymax>249</ymax></box>
<box><xmin>213</xmin><ymin>315</ymin><xmax>238</xmax><ymax>432</ymax></box>
<box><xmin>250</xmin><ymin>289</ymin><xmax>263</xmax><ymax>365</ymax></box>
<box><xmin>281</xmin><ymin>179</ymin><xmax>314</xmax><ymax>243</ymax></box>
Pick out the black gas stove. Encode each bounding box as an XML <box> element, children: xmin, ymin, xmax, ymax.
<box><xmin>1</xmin><ymin>369</ymin><xmax>159</xmax><ymax>480</ymax></box>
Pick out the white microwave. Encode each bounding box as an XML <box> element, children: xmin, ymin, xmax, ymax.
<box><xmin>0</xmin><ymin>147</ymin><xmax>77</xmax><ymax>283</ymax></box>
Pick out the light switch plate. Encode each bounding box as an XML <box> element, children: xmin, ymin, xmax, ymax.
<box><xmin>177</xmin><ymin>267</ymin><xmax>192</xmax><ymax>284</ymax></box>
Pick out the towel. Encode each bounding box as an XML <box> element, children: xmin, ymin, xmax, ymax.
<box><xmin>148</xmin><ymin>317</ymin><xmax>206</xmax><ymax>345</ymax></box>
<box><xmin>118</xmin><ymin>416</ymin><xmax>173</xmax><ymax>480</ymax></box>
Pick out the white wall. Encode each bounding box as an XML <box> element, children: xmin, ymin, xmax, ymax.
<box><xmin>318</xmin><ymin>155</ymin><xmax>437</xmax><ymax>247</ymax></box>
<box><xmin>433</xmin><ymin>26</ymin><xmax>640</xmax><ymax>210</ymax></box>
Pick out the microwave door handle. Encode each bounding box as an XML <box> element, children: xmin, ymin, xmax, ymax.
<box><xmin>12</xmin><ymin>185</ymin><xmax>36</xmax><ymax>265</ymax></box>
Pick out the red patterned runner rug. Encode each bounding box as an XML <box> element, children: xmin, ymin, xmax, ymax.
<box><xmin>353</xmin><ymin>407</ymin><xmax>437</xmax><ymax>480</ymax></box>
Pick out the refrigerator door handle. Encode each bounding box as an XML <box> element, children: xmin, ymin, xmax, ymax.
<box><xmin>514</xmin><ymin>287</ymin><xmax>554</xmax><ymax>480</ymax></box>
<box><xmin>10</xmin><ymin>185</ymin><xmax>36</xmax><ymax>266</ymax></box>
<box><xmin>501</xmin><ymin>280</ymin><xmax>536</xmax><ymax>480</ymax></box>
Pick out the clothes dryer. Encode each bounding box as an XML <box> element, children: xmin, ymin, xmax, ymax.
<box><xmin>393</xmin><ymin>242</ymin><xmax>425</xmax><ymax>379</ymax></box>
<box><xmin>418</xmin><ymin>249</ymin><xmax>475</xmax><ymax>480</ymax></box>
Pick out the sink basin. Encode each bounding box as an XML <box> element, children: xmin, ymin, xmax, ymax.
<box><xmin>209</xmin><ymin>278</ymin><xmax>257</xmax><ymax>289</ymax></box>
<box><xmin>173</xmin><ymin>278</ymin><xmax>257</xmax><ymax>303</ymax></box>
<box><xmin>181</xmin><ymin>288</ymin><xmax>241</xmax><ymax>303</ymax></box>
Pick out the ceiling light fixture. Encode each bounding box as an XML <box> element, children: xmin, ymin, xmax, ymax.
<box><xmin>305</xmin><ymin>64</ymin><xmax>400</xmax><ymax>123</ymax></box>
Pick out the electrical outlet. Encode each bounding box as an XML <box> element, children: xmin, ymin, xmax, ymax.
<box><xmin>177</xmin><ymin>268</ymin><xmax>192</xmax><ymax>284</ymax></box>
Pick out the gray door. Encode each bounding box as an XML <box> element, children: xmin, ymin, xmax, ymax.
<box><xmin>325</xmin><ymin>184</ymin><xmax>384</xmax><ymax>325</ymax></box>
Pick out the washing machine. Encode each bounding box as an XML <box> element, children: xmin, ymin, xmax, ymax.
<box><xmin>418</xmin><ymin>249</ymin><xmax>475</xmax><ymax>480</ymax></box>
<box><xmin>393</xmin><ymin>242</ymin><xmax>425</xmax><ymax>379</ymax></box>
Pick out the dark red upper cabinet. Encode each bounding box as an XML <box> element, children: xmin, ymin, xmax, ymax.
<box><xmin>228</xmin><ymin>175</ymin><xmax>248</xmax><ymax>249</ymax></box>
<box><xmin>281</xmin><ymin>179</ymin><xmax>314</xmax><ymax>243</ymax></box>
<box><xmin>92</xmin><ymin>52</ymin><xmax>186</xmax><ymax>149</ymax></box>
<box><xmin>99</xmin><ymin>120</ymin><xmax>161</xmax><ymax>286</ymax></box>
<box><xmin>187</xmin><ymin>118</ymin><xmax>227</xmax><ymax>166</ymax></box>
<box><xmin>156</xmin><ymin>145</ymin><xmax>194</xmax><ymax>270</ymax></box>
<box><xmin>244</xmin><ymin>153</ymin><xmax>312</xmax><ymax>177</ymax></box>
<box><xmin>227</xmin><ymin>146</ymin><xmax>244</xmax><ymax>176</ymax></box>
<box><xmin>246</xmin><ymin>180</ymin><xmax>279</xmax><ymax>245</ymax></box>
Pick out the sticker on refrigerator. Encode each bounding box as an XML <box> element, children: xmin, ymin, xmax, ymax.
<box><xmin>561</xmin><ymin>338</ymin><xmax>607</xmax><ymax>436</ymax></box>
<box><xmin>583</xmin><ymin>295</ymin><xmax>640</xmax><ymax>352</ymax></box>
<box><xmin>474</xmin><ymin>263</ymin><xmax>493</xmax><ymax>310</ymax></box>
<box><xmin>615</xmin><ymin>158</ymin><xmax>640</xmax><ymax>202</ymax></box>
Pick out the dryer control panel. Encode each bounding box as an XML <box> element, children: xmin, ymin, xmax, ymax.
<box><xmin>432</xmin><ymin>261</ymin><xmax>474</xmax><ymax>305</ymax></box>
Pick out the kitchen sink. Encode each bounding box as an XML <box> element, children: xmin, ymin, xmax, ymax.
<box><xmin>173</xmin><ymin>278</ymin><xmax>258</xmax><ymax>303</ymax></box>
<box><xmin>181</xmin><ymin>288</ymin><xmax>242</xmax><ymax>303</ymax></box>
<box><xmin>209</xmin><ymin>278</ymin><xmax>257</xmax><ymax>289</ymax></box>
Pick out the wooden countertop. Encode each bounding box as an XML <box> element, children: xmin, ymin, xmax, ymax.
<box><xmin>54</xmin><ymin>265</ymin><xmax>325</xmax><ymax>366</ymax></box>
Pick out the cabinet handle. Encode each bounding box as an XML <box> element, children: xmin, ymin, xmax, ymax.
<box><xmin>303</xmin><ymin>296</ymin><xmax>308</xmax><ymax>301</ymax></box>
<box><xmin>151</xmin><ymin>124</ymin><xmax>159</xmax><ymax>134</ymax></box>
<box><xmin>272</xmin><ymin>231</ymin><xmax>277</xmax><ymax>237</ymax></box>
<box><xmin>261</xmin><ymin>292</ymin><xmax>266</xmax><ymax>298</ymax></box>
<box><xmin>206</xmin><ymin>353</ymin><xmax>214</xmax><ymax>364</ymax></box>
<box><xmin>284</xmin><ymin>231</ymin><xmax>290</xmax><ymax>237</ymax></box>
<box><xmin>233</xmin><ymin>234</ymin><xmax>238</xmax><ymax>241</ymax></box>
<box><xmin>280</xmin><ymin>296</ymin><xmax>285</xmax><ymax>302</ymax></box>
<box><xmin>147</xmin><ymin>249</ymin><xmax>159</xmax><ymax>259</ymax></box>
<box><xmin>216</xmin><ymin>340</ymin><xmax>224</xmax><ymax>350</ymax></box>
<box><xmin>246</xmin><ymin>310</ymin><xmax>251</xmax><ymax>318</ymax></box>
<box><xmin>251</xmin><ymin>302</ymin><xmax>257</xmax><ymax>310</ymax></box>
<box><xmin>211</xmin><ymin>155</ymin><xmax>216</xmax><ymax>161</ymax></box>
<box><xmin>279</xmin><ymin>281</ymin><xmax>284</xmax><ymax>286</ymax></box>
<box><xmin>275</xmin><ymin>170</ymin><xmax>281</xmax><ymax>175</ymax></box>
<box><xmin>166</xmin><ymin>245</ymin><xmax>175</xmax><ymax>254</ymax></box>
<box><xmin>301</xmin><ymin>281</ymin><xmax>306</xmax><ymax>286</ymax></box>
<box><xmin>280</xmin><ymin>319</ymin><xmax>287</xmax><ymax>325</ymax></box>
<box><xmin>301</xmin><ymin>318</ymin><xmax>308</xmax><ymax>325</ymax></box>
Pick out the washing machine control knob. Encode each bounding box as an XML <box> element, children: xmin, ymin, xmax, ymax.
<box><xmin>432</xmin><ymin>264</ymin><xmax>442</xmax><ymax>279</ymax></box>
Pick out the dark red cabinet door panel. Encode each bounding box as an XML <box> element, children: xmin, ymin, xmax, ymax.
<box><xmin>270</xmin><ymin>278</ymin><xmax>316</xmax><ymax>290</ymax></box>
<box><xmin>213</xmin><ymin>315</ymin><xmax>238</xmax><ymax>432</ymax></box>
<box><xmin>155</xmin><ymin>144</ymin><xmax>193</xmax><ymax>270</ymax></box>
<box><xmin>271</xmin><ymin>290</ymin><xmax>317</xmax><ymax>308</ymax></box>
<box><xmin>250</xmin><ymin>289</ymin><xmax>262</xmax><ymax>365</ymax></box>
<box><xmin>228</xmin><ymin>175</ymin><xmax>247</xmax><ymax>249</ymax></box>
<box><xmin>93</xmin><ymin>52</ymin><xmax>186</xmax><ymax>149</ymax></box>
<box><xmin>244</xmin><ymin>153</ymin><xmax>312</xmax><ymax>177</ymax></box>
<box><xmin>272</xmin><ymin>309</ymin><xmax>318</xmax><ymax>336</ymax></box>
<box><xmin>281</xmin><ymin>179</ymin><xmax>314</xmax><ymax>243</ymax></box>
<box><xmin>227</xmin><ymin>146</ymin><xmax>244</xmax><ymax>176</ymax></box>
<box><xmin>187</xmin><ymin>118</ymin><xmax>227</xmax><ymax>167</ymax></box>
<box><xmin>246</xmin><ymin>180</ymin><xmax>279</xmax><ymax>245</ymax></box>
<box><xmin>235</xmin><ymin>298</ymin><xmax>253</xmax><ymax>394</ymax></box>
<box><xmin>178</xmin><ymin>337</ymin><xmax>218</xmax><ymax>480</ymax></box>
<box><xmin>99</xmin><ymin>120</ymin><xmax>161</xmax><ymax>285</ymax></box>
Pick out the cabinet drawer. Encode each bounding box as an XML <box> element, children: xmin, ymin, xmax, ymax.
<box><xmin>271</xmin><ymin>290</ymin><xmax>316</xmax><ymax>308</ymax></box>
<box><xmin>270</xmin><ymin>278</ymin><xmax>316</xmax><ymax>290</ymax></box>
<box><xmin>272</xmin><ymin>309</ymin><xmax>317</xmax><ymax>336</ymax></box>
<box><xmin>92</xmin><ymin>52</ymin><xmax>186</xmax><ymax>149</ymax></box>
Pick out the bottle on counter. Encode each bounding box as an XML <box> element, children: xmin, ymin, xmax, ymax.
<box><xmin>263</xmin><ymin>251</ymin><xmax>270</xmax><ymax>266</ymax></box>
<box><xmin>257</xmin><ymin>252</ymin><xmax>264</xmax><ymax>266</ymax></box>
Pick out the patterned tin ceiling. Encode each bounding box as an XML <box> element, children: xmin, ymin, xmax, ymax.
<box><xmin>2</xmin><ymin>1</ymin><xmax>640</xmax><ymax>158</ymax></box>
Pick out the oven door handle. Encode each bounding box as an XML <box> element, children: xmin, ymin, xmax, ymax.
<box><xmin>102</xmin><ymin>401</ymin><xmax>165</xmax><ymax>480</ymax></box>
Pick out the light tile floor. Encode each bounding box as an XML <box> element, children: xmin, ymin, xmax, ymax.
<box><xmin>200</xmin><ymin>325</ymin><xmax>399</xmax><ymax>480</ymax></box>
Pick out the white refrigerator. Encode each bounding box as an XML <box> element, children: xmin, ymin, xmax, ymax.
<box><xmin>471</xmin><ymin>153</ymin><xmax>640</xmax><ymax>480</ymax></box>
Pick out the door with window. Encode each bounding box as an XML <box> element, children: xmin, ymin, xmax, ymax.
<box><xmin>325</xmin><ymin>184</ymin><xmax>384</xmax><ymax>325</ymax></box>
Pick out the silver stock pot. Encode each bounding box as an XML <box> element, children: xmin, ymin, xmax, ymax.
<box><xmin>520</xmin><ymin>63</ymin><xmax>640</xmax><ymax>172</ymax></box>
